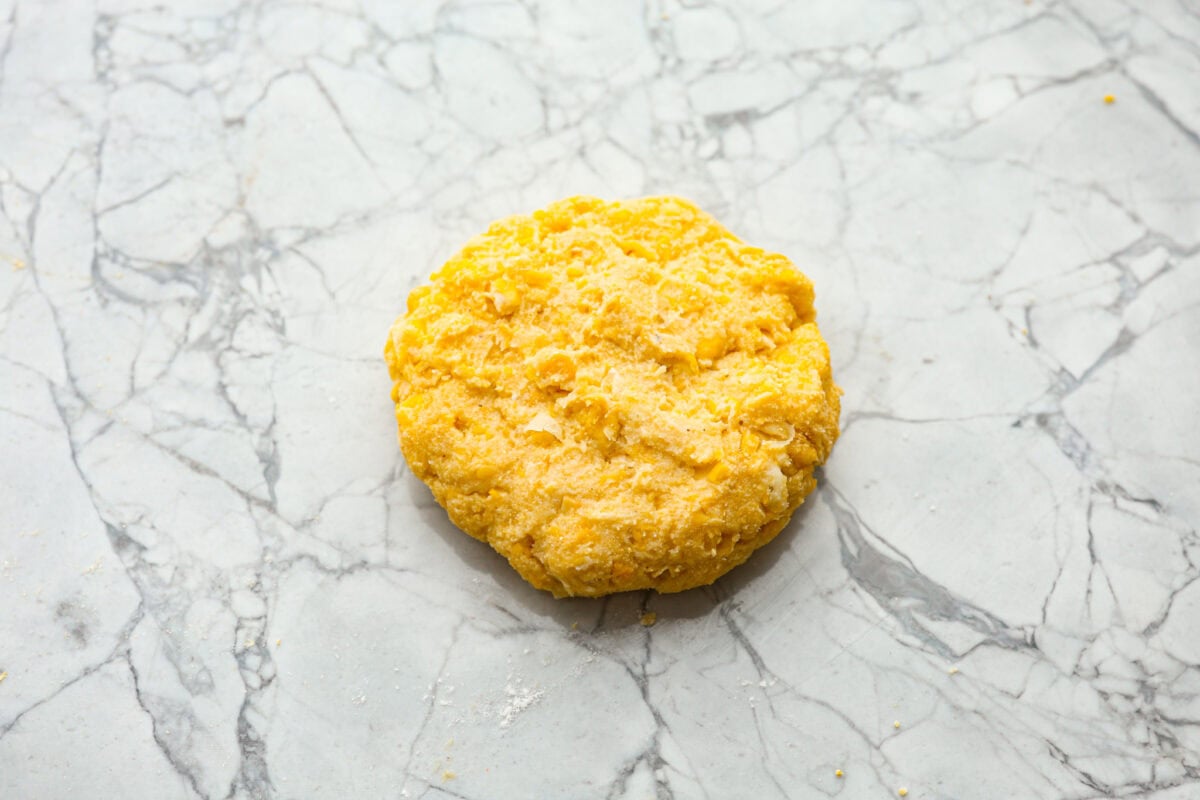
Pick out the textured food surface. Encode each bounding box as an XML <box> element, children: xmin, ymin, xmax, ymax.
<box><xmin>385</xmin><ymin>196</ymin><xmax>840</xmax><ymax>597</ymax></box>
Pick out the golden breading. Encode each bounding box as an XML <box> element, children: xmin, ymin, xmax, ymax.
<box><xmin>385</xmin><ymin>196</ymin><xmax>841</xmax><ymax>597</ymax></box>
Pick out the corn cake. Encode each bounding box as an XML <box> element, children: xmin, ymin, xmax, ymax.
<box><xmin>385</xmin><ymin>196</ymin><xmax>841</xmax><ymax>597</ymax></box>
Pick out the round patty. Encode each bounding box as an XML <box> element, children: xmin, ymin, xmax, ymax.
<box><xmin>385</xmin><ymin>196</ymin><xmax>841</xmax><ymax>597</ymax></box>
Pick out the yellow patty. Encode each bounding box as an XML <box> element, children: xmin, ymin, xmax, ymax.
<box><xmin>385</xmin><ymin>196</ymin><xmax>841</xmax><ymax>597</ymax></box>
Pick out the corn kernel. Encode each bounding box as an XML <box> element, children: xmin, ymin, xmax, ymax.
<box><xmin>619</xmin><ymin>239</ymin><xmax>656</xmax><ymax>260</ymax></box>
<box><xmin>406</xmin><ymin>286</ymin><xmax>431</xmax><ymax>313</ymax></box>
<box><xmin>524</xmin><ymin>430</ymin><xmax>560</xmax><ymax>446</ymax></box>
<box><xmin>696</xmin><ymin>335</ymin><xmax>725</xmax><ymax>361</ymax></box>
<box><xmin>523</xmin><ymin>269</ymin><xmax>553</xmax><ymax>287</ymax></box>
<box><xmin>706</xmin><ymin>461</ymin><xmax>732</xmax><ymax>482</ymax></box>
<box><xmin>400</xmin><ymin>393</ymin><xmax>427</xmax><ymax>411</ymax></box>
<box><xmin>516</xmin><ymin>223</ymin><xmax>536</xmax><ymax>245</ymax></box>
<box><xmin>675</xmin><ymin>352</ymin><xmax>699</xmax><ymax>374</ymax></box>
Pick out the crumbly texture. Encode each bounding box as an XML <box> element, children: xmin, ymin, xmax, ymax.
<box><xmin>385</xmin><ymin>196</ymin><xmax>841</xmax><ymax>597</ymax></box>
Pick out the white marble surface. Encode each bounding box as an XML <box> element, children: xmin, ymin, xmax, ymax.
<box><xmin>2</xmin><ymin>0</ymin><xmax>1199</xmax><ymax>797</ymax></box>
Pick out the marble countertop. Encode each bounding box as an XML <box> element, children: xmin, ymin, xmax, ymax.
<box><xmin>3</xmin><ymin>1</ymin><xmax>1199</xmax><ymax>798</ymax></box>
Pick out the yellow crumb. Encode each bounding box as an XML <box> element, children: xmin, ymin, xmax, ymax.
<box><xmin>898</xmin><ymin>789</ymin><xmax>908</xmax><ymax>797</ymax></box>
<box><xmin>893</xmin><ymin>720</ymin><xmax>901</xmax><ymax>729</ymax></box>
<box><xmin>245</xmin><ymin>639</ymin><xmax>255</xmax><ymax>648</ymax></box>
<box><xmin>948</xmin><ymin>666</ymin><xmax>959</xmax><ymax>675</ymax></box>
<box><xmin>570</xmin><ymin>621</ymin><xmax>579</xmax><ymax>631</ymax></box>
<box><xmin>0</xmin><ymin>671</ymin><xmax>8</xmax><ymax>683</ymax></box>
<box><xmin>442</xmin><ymin>771</ymin><xmax>456</xmax><ymax>781</ymax></box>
<box><xmin>275</xmin><ymin>638</ymin><xmax>281</xmax><ymax>647</ymax></box>
<box><xmin>640</xmin><ymin>611</ymin><xmax>657</xmax><ymax>627</ymax></box>
<box><xmin>1104</xmin><ymin>94</ymin><xmax>1115</xmax><ymax>104</ymax></box>
<box><xmin>10</xmin><ymin>258</ymin><xmax>26</xmax><ymax>271</ymax></box>
<box><xmin>835</xmin><ymin>769</ymin><xmax>843</xmax><ymax>778</ymax></box>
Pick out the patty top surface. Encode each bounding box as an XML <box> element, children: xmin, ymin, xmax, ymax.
<box><xmin>386</xmin><ymin>195</ymin><xmax>840</xmax><ymax>597</ymax></box>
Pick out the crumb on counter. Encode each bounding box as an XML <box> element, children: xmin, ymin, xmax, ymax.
<box><xmin>835</xmin><ymin>769</ymin><xmax>843</xmax><ymax>778</ymax></box>
<box><xmin>640</xmin><ymin>611</ymin><xmax>657</xmax><ymax>627</ymax></box>
<box><xmin>1104</xmin><ymin>94</ymin><xmax>1115</xmax><ymax>104</ymax></box>
<box><xmin>0</xmin><ymin>671</ymin><xmax>8</xmax><ymax>684</ymax></box>
<box><xmin>898</xmin><ymin>789</ymin><xmax>909</xmax><ymax>797</ymax></box>
<box><xmin>893</xmin><ymin>720</ymin><xmax>901</xmax><ymax>729</ymax></box>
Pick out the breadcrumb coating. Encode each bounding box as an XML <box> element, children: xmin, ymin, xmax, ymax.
<box><xmin>385</xmin><ymin>196</ymin><xmax>840</xmax><ymax>597</ymax></box>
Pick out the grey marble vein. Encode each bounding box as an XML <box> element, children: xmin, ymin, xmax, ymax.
<box><xmin>2</xmin><ymin>0</ymin><xmax>1199</xmax><ymax>798</ymax></box>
